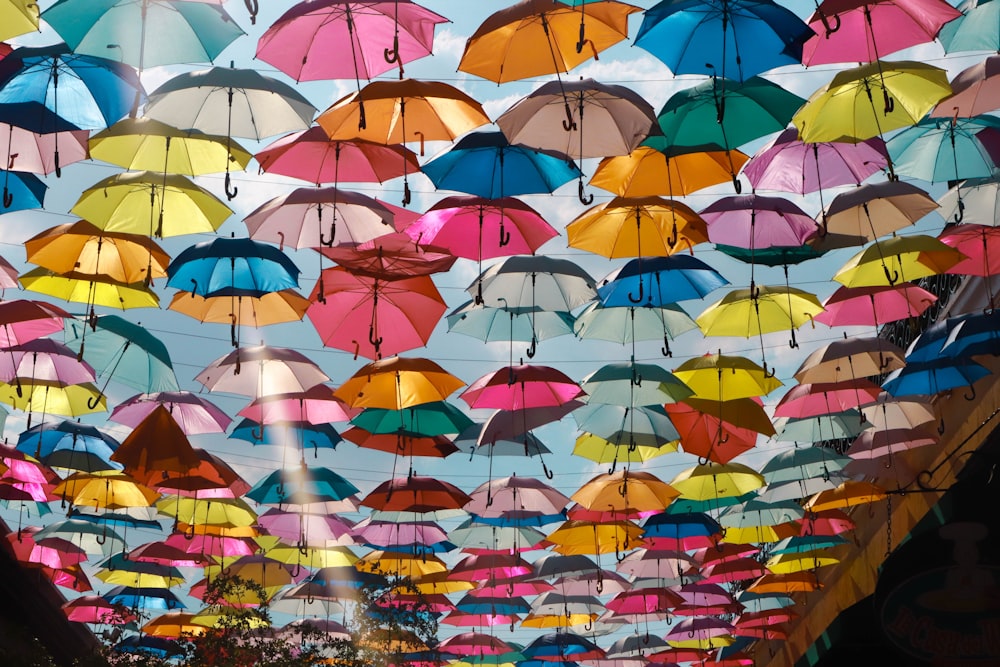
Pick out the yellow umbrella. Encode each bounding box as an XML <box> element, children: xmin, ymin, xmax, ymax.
<box><xmin>0</xmin><ymin>380</ymin><xmax>106</xmax><ymax>419</ymax></box>
<box><xmin>721</xmin><ymin>522</ymin><xmax>799</xmax><ymax>545</ymax></box>
<box><xmin>695</xmin><ymin>285</ymin><xmax>824</xmax><ymax>352</ymax></box>
<box><xmin>792</xmin><ymin>60</ymin><xmax>951</xmax><ymax>144</ymax></box>
<box><xmin>141</xmin><ymin>612</ymin><xmax>209</xmax><ymax>639</ymax></box>
<box><xmin>265</xmin><ymin>543</ymin><xmax>357</xmax><ymax>569</ymax></box>
<box><xmin>19</xmin><ymin>268</ymin><xmax>159</xmax><ymax>310</ymax></box>
<box><xmin>96</xmin><ymin>568</ymin><xmax>185</xmax><ymax>589</ymax></box>
<box><xmin>71</xmin><ymin>171</ymin><xmax>232</xmax><ymax>238</ymax></box>
<box><xmin>156</xmin><ymin>496</ymin><xmax>258</xmax><ymax>529</ymax></box>
<box><xmin>571</xmin><ymin>469</ymin><xmax>678</xmax><ymax>515</ymax></box>
<box><xmin>669</xmin><ymin>461</ymin><xmax>765</xmax><ymax>501</ymax></box>
<box><xmin>356</xmin><ymin>549</ymin><xmax>447</xmax><ymax>579</ymax></box>
<box><xmin>521</xmin><ymin>612</ymin><xmax>597</xmax><ymax>629</ymax></box>
<box><xmin>459</xmin><ymin>0</ymin><xmax>641</xmax><ymax>83</ymax></box>
<box><xmin>190</xmin><ymin>607</ymin><xmax>271</xmax><ymax>630</ymax></box>
<box><xmin>832</xmin><ymin>234</ymin><xmax>966</xmax><ymax>287</ymax></box>
<box><xmin>673</xmin><ymin>352</ymin><xmax>782</xmax><ymax>401</ymax></box>
<box><xmin>0</xmin><ymin>0</ymin><xmax>39</xmax><ymax>41</ymax></box>
<box><xmin>334</xmin><ymin>356</ymin><xmax>464</xmax><ymax>410</ymax></box>
<box><xmin>25</xmin><ymin>220</ymin><xmax>170</xmax><ymax>284</ymax></box>
<box><xmin>766</xmin><ymin>551</ymin><xmax>840</xmax><ymax>574</ymax></box>
<box><xmin>566</xmin><ymin>196</ymin><xmax>708</xmax><ymax>258</ymax></box>
<box><xmin>572</xmin><ymin>433</ymin><xmax>675</xmax><ymax>464</ymax></box>
<box><xmin>207</xmin><ymin>556</ymin><xmax>298</xmax><ymax>591</ymax></box>
<box><xmin>544</xmin><ymin>519</ymin><xmax>643</xmax><ymax>556</ymax></box>
<box><xmin>590</xmin><ymin>146</ymin><xmax>749</xmax><ymax>197</ymax></box>
<box><xmin>804</xmin><ymin>479</ymin><xmax>887</xmax><ymax>512</ymax></box>
<box><xmin>412</xmin><ymin>570</ymin><xmax>475</xmax><ymax>595</ymax></box>
<box><xmin>89</xmin><ymin>118</ymin><xmax>253</xmax><ymax>176</ymax></box>
<box><xmin>53</xmin><ymin>470</ymin><xmax>160</xmax><ymax>510</ymax></box>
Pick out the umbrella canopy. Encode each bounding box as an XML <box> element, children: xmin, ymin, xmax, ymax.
<box><xmin>167</xmin><ymin>236</ymin><xmax>300</xmax><ymax>297</ymax></box>
<box><xmin>591</xmin><ymin>144</ymin><xmax>751</xmax><ymax>197</ymax></box>
<box><xmin>886</xmin><ymin>115</ymin><xmax>1000</xmax><ymax>183</ymax></box>
<box><xmin>568</xmin><ymin>197</ymin><xmax>709</xmax><ymax>258</ymax></box>
<box><xmin>195</xmin><ymin>345</ymin><xmax>330</xmax><ymax>397</ymax></box>
<box><xmin>0</xmin><ymin>122</ymin><xmax>89</xmax><ymax>176</ymax></box>
<box><xmin>111</xmin><ymin>390</ymin><xmax>230</xmax><ymax>434</ymax></box>
<box><xmin>335</xmin><ymin>356</ymin><xmax>464</xmax><ymax>410</ymax></box>
<box><xmin>833</xmin><ymin>234</ymin><xmax>965</xmax><ymax>287</ymax></box>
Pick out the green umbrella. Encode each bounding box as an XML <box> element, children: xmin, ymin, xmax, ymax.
<box><xmin>580</xmin><ymin>362</ymin><xmax>693</xmax><ymax>407</ymax></box>
<box><xmin>573</xmin><ymin>302</ymin><xmax>698</xmax><ymax>355</ymax></box>
<box><xmin>759</xmin><ymin>446</ymin><xmax>853</xmax><ymax>485</ymax></box>
<box><xmin>447</xmin><ymin>300</ymin><xmax>576</xmax><ymax>344</ymax></box>
<box><xmin>350</xmin><ymin>401</ymin><xmax>474</xmax><ymax>437</ymax></box>
<box><xmin>773</xmin><ymin>411</ymin><xmax>866</xmax><ymax>443</ymax></box>
<box><xmin>572</xmin><ymin>403</ymin><xmax>680</xmax><ymax>446</ymax></box>
<box><xmin>63</xmin><ymin>314</ymin><xmax>179</xmax><ymax>399</ymax></box>
<box><xmin>648</xmin><ymin>76</ymin><xmax>804</xmax><ymax>154</ymax></box>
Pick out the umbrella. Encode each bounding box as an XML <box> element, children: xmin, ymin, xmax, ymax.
<box><xmin>469</xmin><ymin>255</ymin><xmax>596</xmax><ymax>322</ymax></box>
<box><xmin>821</xmin><ymin>180</ymin><xmax>938</xmax><ymax>243</ymax></box>
<box><xmin>320</xmin><ymin>232</ymin><xmax>456</xmax><ymax>279</ymax></box>
<box><xmin>244</xmin><ymin>186</ymin><xmax>395</xmax><ymax>250</ymax></box>
<box><xmin>459</xmin><ymin>0</ymin><xmax>640</xmax><ymax>83</ymax></box>
<box><xmin>774</xmin><ymin>379</ymin><xmax>882</xmax><ymax>419</ymax></box>
<box><xmin>317</xmin><ymin>78</ymin><xmax>491</xmax><ymax>204</ymax></box>
<box><xmin>167</xmin><ymin>289</ymin><xmax>310</xmax><ymax>345</ymax></box>
<box><xmin>42</xmin><ymin>0</ymin><xmax>244</xmax><ymax>69</ymax></box>
<box><xmin>16</xmin><ymin>420</ymin><xmax>120</xmax><ymax>473</ymax></box>
<box><xmin>580</xmin><ymin>362</ymin><xmax>692</xmax><ymax>407</ymax></box>
<box><xmin>591</xmin><ymin>144</ymin><xmax>750</xmax><ymax>197</ymax></box>
<box><xmin>886</xmin><ymin>116</ymin><xmax>1000</xmax><ymax>184</ymax></box>
<box><xmin>574</xmin><ymin>301</ymin><xmax>697</xmax><ymax>354</ymax></box>
<box><xmin>256</xmin><ymin>129</ymin><xmax>420</xmax><ymax>187</ymax></box>
<box><xmin>422</xmin><ymin>131</ymin><xmax>582</xmax><ymax>200</ymax></box>
<box><xmin>794</xmin><ymin>335</ymin><xmax>906</xmax><ymax>384</ymax></box>
<box><xmin>932</xmin><ymin>54</ymin><xmax>1000</xmax><ymax>118</ymax></box>
<box><xmin>307</xmin><ymin>267</ymin><xmax>446</xmax><ymax>360</ymax></box>
<box><xmin>939</xmin><ymin>0</ymin><xmax>1000</xmax><ymax>52</ymax></box>
<box><xmin>110</xmin><ymin>404</ymin><xmax>200</xmax><ymax>480</ymax></box>
<box><xmin>0</xmin><ymin>122</ymin><xmax>89</xmax><ymax>176</ymax></box>
<box><xmin>0</xmin><ymin>170</ymin><xmax>46</xmax><ymax>213</ymax></box>
<box><xmin>0</xmin><ymin>339</ymin><xmax>95</xmax><ymax>388</ymax></box>
<box><xmin>461</xmin><ymin>364</ymin><xmax>584</xmax><ymax>411</ymax></box>
<box><xmin>815</xmin><ymin>282</ymin><xmax>937</xmax><ymax>327</ymax></box>
<box><xmin>351</xmin><ymin>401</ymin><xmax>473</xmax><ymax>437</ymax></box>
<box><xmin>19</xmin><ymin>269</ymin><xmax>159</xmax><ymax>314</ymax></box>
<box><xmin>572</xmin><ymin>469</ymin><xmax>679</xmax><ymax>516</ymax></box>
<box><xmin>231</xmin><ymin>418</ymin><xmax>342</xmax><ymax>453</ymax></box>
<box><xmin>111</xmin><ymin>390</ymin><xmax>229</xmax><ymax>434</ymax></box>
<box><xmin>666</xmin><ymin>396</ymin><xmax>774</xmax><ymax>463</ymax></box>
<box><xmin>801</xmin><ymin>0</ymin><xmax>961</xmax><ymax>66</ymax></box>
<box><xmin>361</xmin><ymin>475</ymin><xmax>471</xmax><ymax>513</ymax></box>
<box><xmin>0</xmin><ymin>300</ymin><xmax>71</xmax><ymax>349</ymax></box>
<box><xmin>89</xmin><ymin>118</ymin><xmax>253</xmax><ymax>176</ymax></box>
<box><xmin>238</xmin><ymin>385</ymin><xmax>355</xmax><ymax>426</ymax></box>
<box><xmin>636</xmin><ymin>0</ymin><xmax>813</xmax><ymax>82</ymax></box>
<box><xmin>446</xmin><ymin>301</ymin><xmax>576</xmax><ymax>345</ymax></box>
<box><xmin>522</xmin><ymin>631</ymin><xmax>605</xmax><ymax>662</ymax></box>
<box><xmin>247</xmin><ymin>464</ymin><xmax>360</xmax><ymax>506</ymax></box>
<box><xmin>71</xmin><ymin>171</ymin><xmax>232</xmax><ymax>239</ymax></box>
<box><xmin>54</xmin><ymin>470</ymin><xmax>159</xmax><ymax>511</ymax></box>
<box><xmin>833</xmin><ymin>234</ymin><xmax>965</xmax><ymax>287</ymax></box>
<box><xmin>792</xmin><ymin>60</ymin><xmax>952</xmax><ymax>146</ymax></box>
<box><xmin>167</xmin><ymin>236</ymin><xmax>300</xmax><ymax>297</ymax></box>
<box><xmin>674</xmin><ymin>352</ymin><xmax>782</xmax><ymax>400</ymax></box>
<box><xmin>700</xmin><ymin>194</ymin><xmax>818</xmax><ymax>252</ymax></box>
<box><xmin>335</xmin><ymin>356</ymin><xmax>464</xmax><ymax>410</ymax></box>
<box><xmin>256</xmin><ymin>0</ymin><xmax>449</xmax><ymax>82</ymax></box>
<box><xmin>568</xmin><ymin>197</ymin><xmax>709</xmax><ymax>258</ymax></box>
<box><xmin>195</xmin><ymin>345</ymin><xmax>330</xmax><ymax>397</ymax></box>
<box><xmin>653</xmin><ymin>76</ymin><xmax>804</xmax><ymax>156</ymax></box>
<box><xmin>0</xmin><ymin>0</ymin><xmax>38</xmax><ymax>41</ymax></box>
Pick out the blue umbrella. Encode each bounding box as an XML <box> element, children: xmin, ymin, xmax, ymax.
<box><xmin>115</xmin><ymin>636</ymin><xmax>184</xmax><ymax>659</ymax></box>
<box><xmin>596</xmin><ymin>255</ymin><xmax>729</xmax><ymax>307</ymax></box>
<box><xmin>229</xmin><ymin>418</ymin><xmax>342</xmax><ymax>452</ymax></box>
<box><xmin>635</xmin><ymin>0</ymin><xmax>813</xmax><ymax>83</ymax></box>
<box><xmin>422</xmin><ymin>131</ymin><xmax>582</xmax><ymax>199</ymax></box>
<box><xmin>941</xmin><ymin>310</ymin><xmax>1000</xmax><ymax>358</ymax></box>
<box><xmin>572</xmin><ymin>403</ymin><xmax>680</xmax><ymax>446</ymax></box>
<box><xmin>886</xmin><ymin>116</ymin><xmax>1000</xmax><ymax>183</ymax></box>
<box><xmin>42</xmin><ymin>0</ymin><xmax>244</xmax><ymax>69</ymax></box>
<box><xmin>0</xmin><ymin>44</ymin><xmax>142</xmax><ymax>130</ymax></box>
<box><xmin>523</xmin><ymin>632</ymin><xmax>604</xmax><ymax>661</ymax></box>
<box><xmin>0</xmin><ymin>170</ymin><xmax>45</xmax><ymax>213</ymax></box>
<box><xmin>166</xmin><ymin>237</ymin><xmax>300</xmax><ymax>297</ymax></box>
<box><xmin>16</xmin><ymin>420</ymin><xmax>122</xmax><ymax>472</ymax></box>
<box><xmin>103</xmin><ymin>586</ymin><xmax>184</xmax><ymax>610</ymax></box>
<box><xmin>882</xmin><ymin>357</ymin><xmax>992</xmax><ymax>398</ymax></box>
<box><xmin>455</xmin><ymin>593</ymin><xmax>530</xmax><ymax>616</ymax></box>
<box><xmin>642</xmin><ymin>511</ymin><xmax>723</xmax><ymax>541</ymax></box>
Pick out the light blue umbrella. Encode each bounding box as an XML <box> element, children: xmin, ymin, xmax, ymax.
<box><xmin>446</xmin><ymin>300</ymin><xmax>576</xmax><ymax>344</ymax></box>
<box><xmin>572</xmin><ymin>402</ymin><xmax>681</xmax><ymax>446</ymax></box>
<box><xmin>16</xmin><ymin>420</ymin><xmax>122</xmax><ymax>473</ymax></box>
<box><xmin>938</xmin><ymin>0</ymin><xmax>1000</xmax><ymax>53</ymax></box>
<box><xmin>886</xmin><ymin>116</ymin><xmax>1000</xmax><ymax>183</ymax></box>
<box><xmin>0</xmin><ymin>170</ymin><xmax>45</xmax><ymax>213</ymax></box>
<box><xmin>166</xmin><ymin>237</ymin><xmax>301</xmax><ymax>297</ymax></box>
<box><xmin>573</xmin><ymin>302</ymin><xmax>698</xmax><ymax>355</ymax></box>
<box><xmin>42</xmin><ymin>0</ymin><xmax>244</xmax><ymax>69</ymax></box>
<box><xmin>422</xmin><ymin>131</ymin><xmax>582</xmax><ymax>199</ymax></box>
<box><xmin>596</xmin><ymin>255</ymin><xmax>729</xmax><ymax>306</ymax></box>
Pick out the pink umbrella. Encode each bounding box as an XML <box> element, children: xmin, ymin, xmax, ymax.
<box><xmin>815</xmin><ymin>282</ymin><xmax>937</xmax><ymax>326</ymax></box>
<box><xmin>255</xmin><ymin>129</ymin><xmax>420</xmax><ymax>185</ymax></box>
<box><xmin>461</xmin><ymin>365</ymin><xmax>585</xmax><ymax>411</ymax></box>
<box><xmin>940</xmin><ymin>223</ymin><xmax>1000</xmax><ymax>304</ymax></box>
<box><xmin>0</xmin><ymin>123</ymin><xmax>89</xmax><ymax>175</ymax></box>
<box><xmin>742</xmin><ymin>127</ymin><xmax>887</xmax><ymax>196</ymax></box>
<box><xmin>244</xmin><ymin>186</ymin><xmax>396</xmax><ymax>249</ymax></box>
<box><xmin>0</xmin><ymin>339</ymin><xmax>96</xmax><ymax>386</ymax></box>
<box><xmin>110</xmin><ymin>390</ymin><xmax>231</xmax><ymax>434</ymax></box>
<box><xmin>258</xmin><ymin>508</ymin><xmax>357</xmax><ymax>547</ymax></box>
<box><xmin>237</xmin><ymin>384</ymin><xmax>357</xmax><ymax>425</ymax></box>
<box><xmin>0</xmin><ymin>255</ymin><xmax>18</xmax><ymax>290</ymax></box>
<box><xmin>605</xmin><ymin>587</ymin><xmax>685</xmax><ymax>616</ymax></box>
<box><xmin>6</xmin><ymin>527</ymin><xmax>87</xmax><ymax>569</ymax></box>
<box><xmin>615</xmin><ymin>548</ymin><xmax>695</xmax><ymax>582</ymax></box>
<box><xmin>449</xmin><ymin>553</ymin><xmax>536</xmax><ymax>582</ymax></box>
<box><xmin>933</xmin><ymin>55</ymin><xmax>1000</xmax><ymax>118</ymax></box>
<box><xmin>256</xmin><ymin>1</ymin><xmax>448</xmax><ymax>82</ymax></box>
<box><xmin>847</xmin><ymin>422</ymin><xmax>940</xmax><ymax>459</ymax></box>
<box><xmin>405</xmin><ymin>195</ymin><xmax>559</xmax><ymax>262</ymax></box>
<box><xmin>163</xmin><ymin>531</ymin><xmax>258</xmax><ymax>559</ymax></box>
<box><xmin>440</xmin><ymin>611</ymin><xmax>520</xmax><ymax>627</ymax></box>
<box><xmin>61</xmin><ymin>596</ymin><xmax>136</xmax><ymax>624</ymax></box>
<box><xmin>307</xmin><ymin>267</ymin><xmax>446</xmax><ymax>360</ymax></box>
<box><xmin>700</xmin><ymin>194</ymin><xmax>819</xmax><ymax>250</ymax></box>
<box><xmin>773</xmin><ymin>379</ymin><xmax>882</xmax><ymax>418</ymax></box>
<box><xmin>464</xmin><ymin>475</ymin><xmax>570</xmax><ymax>522</ymax></box>
<box><xmin>700</xmin><ymin>557</ymin><xmax>767</xmax><ymax>584</ymax></box>
<box><xmin>801</xmin><ymin>0</ymin><xmax>961</xmax><ymax>66</ymax></box>
<box><xmin>354</xmin><ymin>517</ymin><xmax>448</xmax><ymax>548</ymax></box>
<box><xmin>0</xmin><ymin>299</ymin><xmax>71</xmax><ymax>348</ymax></box>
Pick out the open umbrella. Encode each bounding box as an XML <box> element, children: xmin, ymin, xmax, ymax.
<box><xmin>568</xmin><ymin>197</ymin><xmax>709</xmax><ymax>258</ymax></box>
<box><xmin>0</xmin><ymin>0</ymin><xmax>38</xmax><ymax>41</ymax></box>
<box><xmin>335</xmin><ymin>356</ymin><xmax>464</xmax><ymax>410</ymax></box>
<box><xmin>110</xmin><ymin>390</ymin><xmax>230</xmax><ymax>434</ymax></box>
<box><xmin>167</xmin><ymin>236</ymin><xmax>300</xmax><ymax>297</ymax></box>
<box><xmin>195</xmin><ymin>345</ymin><xmax>329</xmax><ymax>397</ymax></box>
<box><xmin>591</xmin><ymin>144</ymin><xmax>751</xmax><ymax>198</ymax></box>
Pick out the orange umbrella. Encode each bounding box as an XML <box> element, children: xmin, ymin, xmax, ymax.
<box><xmin>591</xmin><ymin>146</ymin><xmax>750</xmax><ymax>197</ymax></box>
<box><xmin>334</xmin><ymin>356</ymin><xmax>464</xmax><ymax>410</ymax></box>
<box><xmin>571</xmin><ymin>469</ymin><xmax>678</xmax><ymax>517</ymax></box>
<box><xmin>110</xmin><ymin>404</ymin><xmax>201</xmax><ymax>478</ymax></box>
<box><xmin>665</xmin><ymin>396</ymin><xmax>774</xmax><ymax>464</ymax></box>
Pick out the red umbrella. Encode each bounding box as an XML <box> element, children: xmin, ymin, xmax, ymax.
<box><xmin>438</xmin><ymin>632</ymin><xmax>512</xmax><ymax>657</ymax></box>
<box><xmin>320</xmin><ymin>232</ymin><xmax>456</xmax><ymax>280</ymax></box>
<box><xmin>110</xmin><ymin>404</ymin><xmax>201</xmax><ymax>479</ymax></box>
<box><xmin>255</xmin><ymin>129</ymin><xmax>420</xmax><ymax>185</ymax></box>
<box><xmin>110</xmin><ymin>390</ymin><xmax>231</xmax><ymax>435</ymax></box>
<box><xmin>605</xmin><ymin>587</ymin><xmax>684</xmax><ymax>616</ymax></box>
<box><xmin>360</xmin><ymin>475</ymin><xmax>471</xmax><ymax>513</ymax></box>
<box><xmin>815</xmin><ymin>282</ymin><xmax>937</xmax><ymax>326</ymax></box>
<box><xmin>940</xmin><ymin>223</ymin><xmax>1000</xmax><ymax>305</ymax></box>
<box><xmin>448</xmin><ymin>553</ymin><xmax>535</xmax><ymax>582</ymax></box>
<box><xmin>143</xmin><ymin>449</ymin><xmax>251</xmax><ymax>498</ymax></box>
<box><xmin>665</xmin><ymin>397</ymin><xmax>773</xmax><ymax>464</ymax></box>
<box><xmin>307</xmin><ymin>267</ymin><xmax>447</xmax><ymax>360</ymax></box>
<box><xmin>342</xmin><ymin>427</ymin><xmax>458</xmax><ymax>458</ymax></box>
<box><xmin>461</xmin><ymin>365</ymin><xmax>585</xmax><ymax>410</ymax></box>
<box><xmin>773</xmin><ymin>379</ymin><xmax>882</xmax><ymax>419</ymax></box>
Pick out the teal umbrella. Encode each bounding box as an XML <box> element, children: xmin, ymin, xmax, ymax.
<box><xmin>580</xmin><ymin>362</ymin><xmax>693</xmax><ymax>407</ymax></box>
<box><xmin>573</xmin><ymin>302</ymin><xmax>698</xmax><ymax>356</ymax></box>
<box><xmin>63</xmin><ymin>314</ymin><xmax>179</xmax><ymax>400</ymax></box>
<box><xmin>446</xmin><ymin>300</ymin><xmax>576</xmax><ymax>344</ymax></box>
<box><xmin>886</xmin><ymin>116</ymin><xmax>1000</xmax><ymax>183</ymax></box>
<box><xmin>648</xmin><ymin>76</ymin><xmax>804</xmax><ymax>155</ymax></box>
<box><xmin>759</xmin><ymin>446</ymin><xmax>853</xmax><ymax>485</ymax></box>
<box><xmin>42</xmin><ymin>0</ymin><xmax>244</xmax><ymax>70</ymax></box>
<box><xmin>773</xmin><ymin>411</ymin><xmax>866</xmax><ymax>442</ymax></box>
<box><xmin>350</xmin><ymin>401</ymin><xmax>474</xmax><ymax>437</ymax></box>
<box><xmin>246</xmin><ymin>464</ymin><xmax>360</xmax><ymax>506</ymax></box>
<box><xmin>938</xmin><ymin>0</ymin><xmax>1000</xmax><ymax>53</ymax></box>
<box><xmin>572</xmin><ymin>403</ymin><xmax>681</xmax><ymax>446</ymax></box>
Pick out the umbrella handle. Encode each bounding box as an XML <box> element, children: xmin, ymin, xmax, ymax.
<box><xmin>628</xmin><ymin>280</ymin><xmax>644</xmax><ymax>304</ymax></box>
<box><xmin>358</xmin><ymin>100</ymin><xmax>367</xmax><ymax>131</ymax></box>
<box><xmin>965</xmin><ymin>385</ymin><xmax>977</xmax><ymax>401</ymax></box>
<box><xmin>631</xmin><ymin>368</ymin><xmax>642</xmax><ymax>386</ymax></box>
<box><xmin>938</xmin><ymin>418</ymin><xmax>946</xmax><ymax>435</ymax></box>
<box><xmin>402</xmin><ymin>180</ymin><xmax>411</xmax><ymax>207</ymax></box>
<box><xmin>562</xmin><ymin>103</ymin><xmax>578</xmax><ymax>132</ymax></box>
<box><xmin>577</xmin><ymin>180</ymin><xmax>593</xmax><ymax>205</ymax></box>
<box><xmin>542</xmin><ymin>460</ymin><xmax>553</xmax><ymax>480</ymax></box>
<box><xmin>384</xmin><ymin>35</ymin><xmax>400</xmax><ymax>64</ymax></box>
<box><xmin>882</xmin><ymin>265</ymin><xmax>899</xmax><ymax>285</ymax></box>
<box><xmin>244</xmin><ymin>0</ymin><xmax>258</xmax><ymax>24</ymax></box>
<box><xmin>498</xmin><ymin>222</ymin><xmax>511</xmax><ymax>248</ymax></box>
<box><xmin>732</xmin><ymin>174</ymin><xmax>742</xmax><ymax>194</ymax></box>
<box><xmin>763</xmin><ymin>361</ymin><xmax>776</xmax><ymax>378</ymax></box>
<box><xmin>368</xmin><ymin>324</ymin><xmax>383</xmax><ymax>352</ymax></box>
<box><xmin>954</xmin><ymin>198</ymin><xmax>965</xmax><ymax>223</ymax></box>
<box><xmin>87</xmin><ymin>394</ymin><xmax>102</xmax><ymax>410</ymax></box>
<box><xmin>661</xmin><ymin>335</ymin><xmax>672</xmax><ymax>358</ymax></box>
<box><xmin>789</xmin><ymin>328</ymin><xmax>799</xmax><ymax>349</ymax></box>
<box><xmin>817</xmin><ymin>10</ymin><xmax>840</xmax><ymax>37</ymax></box>
<box><xmin>185</xmin><ymin>522</ymin><xmax>196</xmax><ymax>540</ymax></box>
<box><xmin>225</xmin><ymin>171</ymin><xmax>238</xmax><ymax>200</ymax></box>
<box><xmin>2</xmin><ymin>187</ymin><xmax>11</xmax><ymax>209</ymax></box>
<box><xmin>250</xmin><ymin>426</ymin><xmax>264</xmax><ymax>442</ymax></box>
<box><xmin>320</xmin><ymin>221</ymin><xmax>336</xmax><ymax>247</ymax></box>
<box><xmin>883</xmin><ymin>90</ymin><xmax>895</xmax><ymax>115</ymax></box>
<box><xmin>526</xmin><ymin>335</ymin><xmax>537</xmax><ymax>359</ymax></box>
<box><xmin>55</xmin><ymin>149</ymin><xmax>61</xmax><ymax>178</ymax></box>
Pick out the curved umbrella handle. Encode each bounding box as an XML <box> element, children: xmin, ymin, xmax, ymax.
<box><xmin>818</xmin><ymin>10</ymin><xmax>840</xmax><ymax>37</ymax></box>
<box><xmin>251</xmin><ymin>425</ymin><xmax>264</xmax><ymax>441</ymax></box>
<box><xmin>185</xmin><ymin>522</ymin><xmax>196</xmax><ymax>540</ymax></box>
<box><xmin>244</xmin><ymin>0</ymin><xmax>258</xmax><ymax>24</ymax></box>
<box><xmin>576</xmin><ymin>19</ymin><xmax>586</xmax><ymax>54</ymax></box>
<box><xmin>542</xmin><ymin>460</ymin><xmax>553</xmax><ymax>480</ymax></box>
<box><xmin>732</xmin><ymin>174</ymin><xmax>742</xmax><ymax>194</ymax></box>
<box><xmin>402</xmin><ymin>179</ymin><xmax>411</xmax><ymax>207</ymax></box>
<box><xmin>883</xmin><ymin>90</ymin><xmax>895</xmax><ymax>115</ymax></box>
<box><xmin>661</xmin><ymin>335</ymin><xmax>672</xmax><ymax>357</ymax></box>
<box><xmin>882</xmin><ymin>265</ymin><xmax>899</xmax><ymax>285</ymax></box>
<box><xmin>965</xmin><ymin>385</ymin><xmax>977</xmax><ymax>401</ymax></box>
<box><xmin>298</xmin><ymin>540</ymin><xmax>309</xmax><ymax>557</ymax></box>
<box><xmin>955</xmin><ymin>197</ymin><xmax>965</xmax><ymax>223</ymax></box>
<box><xmin>526</xmin><ymin>335</ymin><xmax>537</xmax><ymax>359</ymax></box>
<box><xmin>320</xmin><ymin>220</ymin><xmax>336</xmax><ymax>247</ymax></box>
<box><xmin>498</xmin><ymin>221</ymin><xmax>511</xmax><ymax>248</ymax></box>
<box><xmin>668</xmin><ymin>223</ymin><xmax>678</xmax><ymax>249</ymax></box>
<box><xmin>578</xmin><ymin>179</ymin><xmax>593</xmax><ymax>205</ymax></box>
<box><xmin>368</xmin><ymin>324</ymin><xmax>383</xmax><ymax>353</ymax></box>
<box><xmin>627</xmin><ymin>280</ymin><xmax>644</xmax><ymax>304</ymax></box>
<box><xmin>2</xmin><ymin>186</ymin><xmax>11</xmax><ymax>209</ymax></box>
<box><xmin>789</xmin><ymin>327</ymin><xmax>799</xmax><ymax>349</ymax></box>
<box><xmin>631</xmin><ymin>368</ymin><xmax>642</xmax><ymax>386</ymax></box>
<box><xmin>55</xmin><ymin>149</ymin><xmax>61</xmax><ymax>178</ymax></box>
<box><xmin>384</xmin><ymin>34</ymin><xmax>400</xmax><ymax>64</ymax></box>
<box><xmin>763</xmin><ymin>361</ymin><xmax>776</xmax><ymax>378</ymax></box>
<box><xmin>87</xmin><ymin>393</ymin><xmax>102</xmax><ymax>410</ymax></box>
<box><xmin>224</xmin><ymin>170</ymin><xmax>238</xmax><ymax>200</ymax></box>
<box><xmin>562</xmin><ymin>103</ymin><xmax>577</xmax><ymax>131</ymax></box>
